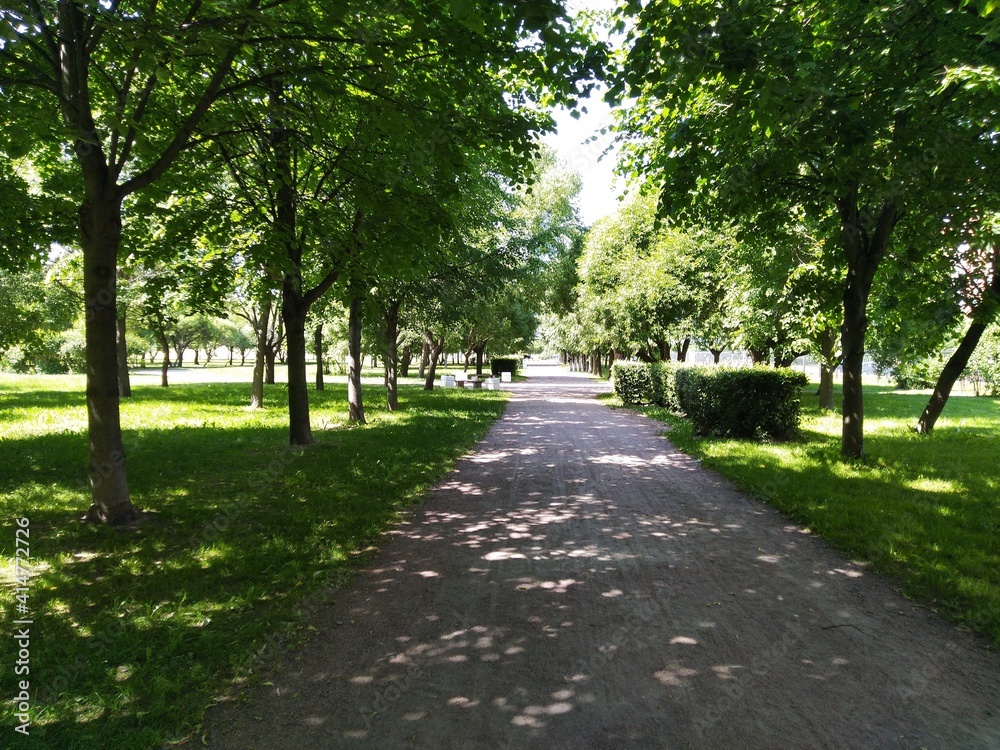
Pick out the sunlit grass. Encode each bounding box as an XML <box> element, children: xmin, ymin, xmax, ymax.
<box><xmin>0</xmin><ymin>375</ymin><xmax>507</xmax><ymax>749</ymax></box>
<box><xmin>609</xmin><ymin>384</ymin><xmax>1000</xmax><ymax>647</ymax></box>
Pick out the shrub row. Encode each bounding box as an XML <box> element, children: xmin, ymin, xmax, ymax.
<box><xmin>613</xmin><ymin>361</ymin><xmax>807</xmax><ymax>439</ymax></box>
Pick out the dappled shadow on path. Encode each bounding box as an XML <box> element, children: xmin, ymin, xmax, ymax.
<box><xmin>203</xmin><ymin>366</ymin><xmax>1000</xmax><ymax>750</ymax></box>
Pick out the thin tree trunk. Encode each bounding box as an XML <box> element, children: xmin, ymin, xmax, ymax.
<box><xmin>250</xmin><ymin>297</ymin><xmax>271</xmax><ymax>409</ymax></box>
<box><xmin>418</xmin><ymin>338</ymin><xmax>430</xmax><ymax>380</ymax></box>
<box><xmin>818</xmin><ymin>326</ymin><xmax>837</xmax><ymax>411</ymax></box>
<box><xmin>348</xmin><ymin>295</ymin><xmax>366</xmax><ymax>423</ymax></box>
<box><xmin>158</xmin><ymin>337</ymin><xmax>170</xmax><ymax>388</ymax></box>
<box><xmin>314</xmin><ymin>324</ymin><xmax>324</xmax><ymax>392</ymax></box>
<box><xmin>385</xmin><ymin>299</ymin><xmax>400</xmax><ymax>412</ymax></box>
<box><xmin>710</xmin><ymin>348</ymin><xmax>723</xmax><ymax>364</ymax></box>
<box><xmin>116</xmin><ymin>311</ymin><xmax>131</xmax><ymax>398</ymax></box>
<box><xmin>424</xmin><ymin>331</ymin><xmax>444</xmax><ymax>390</ymax></box>
<box><xmin>474</xmin><ymin>345</ymin><xmax>484</xmax><ymax>377</ymax></box>
<box><xmin>916</xmin><ymin>251</ymin><xmax>999</xmax><ymax>433</ymax></box>
<box><xmin>228</xmin><ymin>347</ymin><xmax>234</xmax><ymax>366</ymax></box>
<box><xmin>916</xmin><ymin>322</ymin><xmax>987</xmax><ymax>433</ymax></box>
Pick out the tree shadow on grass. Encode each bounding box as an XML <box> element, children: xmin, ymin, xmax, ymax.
<box><xmin>0</xmin><ymin>384</ymin><xmax>506</xmax><ymax>748</ymax></box>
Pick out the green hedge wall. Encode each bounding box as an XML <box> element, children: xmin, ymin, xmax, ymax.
<box><xmin>490</xmin><ymin>357</ymin><xmax>520</xmax><ymax>375</ymax></box>
<box><xmin>614</xmin><ymin>361</ymin><xmax>807</xmax><ymax>440</ymax></box>
<box><xmin>675</xmin><ymin>366</ymin><xmax>807</xmax><ymax>439</ymax></box>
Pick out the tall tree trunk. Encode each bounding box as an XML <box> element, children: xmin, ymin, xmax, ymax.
<box><xmin>80</xmin><ymin>193</ymin><xmax>136</xmax><ymax>524</ymax></box>
<box><xmin>175</xmin><ymin>346</ymin><xmax>185</xmax><ymax>367</ymax></box>
<box><xmin>818</xmin><ymin>326</ymin><xmax>837</xmax><ymax>411</ymax></box>
<box><xmin>400</xmin><ymin>344</ymin><xmax>413</xmax><ymax>377</ymax></box>
<box><xmin>228</xmin><ymin>347</ymin><xmax>234</xmax><ymax>366</ymax></box>
<box><xmin>474</xmin><ymin>345</ymin><xmax>485</xmax><ymax>377</ymax></box>
<box><xmin>193</xmin><ymin>349</ymin><xmax>200</xmax><ymax>365</ymax></box>
<box><xmin>250</xmin><ymin>297</ymin><xmax>272</xmax><ymax>409</ymax></box>
<box><xmin>348</xmin><ymin>295</ymin><xmax>366</xmax><ymax>423</ymax></box>
<box><xmin>838</xmin><ymin>190</ymin><xmax>897</xmax><ymax>458</ymax></box>
<box><xmin>273</xmin><ymin>87</ymin><xmax>316</xmax><ymax>446</ymax></box>
<box><xmin>385</xmin><ymin>299</ymin><xmax>400</xmax><ymax>412</ymax></box>
<box><xmin>314</xmin><ymin>324</ymin><xmax>324</xmax><ymax>392</ymax></box>
<box><xmin>116</xmin><ymin>311</ymin><xmax>131</xmax><ymax>398</ymax></box>
<box><xmin>655</xmin><ymin>339</ymin><xmax>669</xmax><ymax>361</ymax></box>
<box><xmin>916</xmin><ymin>322</ymin><xmax>988</xmax><ymax>434</ymax></box>
<box><xmin>424</xmin><ymin>331</ymin><xmax>444</xmax><ymax>390</ymax></box>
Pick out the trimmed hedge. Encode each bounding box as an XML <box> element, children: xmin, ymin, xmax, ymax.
<box><xmin>675</xmin><ymin>366</ymin><xmax>807</xmax><ymax>439</ymax></box>
<box><xmin>613</xmin><ymin>360</ymin><xmax>679</xmax><ymax>408</ymax></box>
<box><xmin>614</xmin><ymin>361</ymin><xmax>807</xmax><ymax>440</ymax></box>
<box><xmin>612</xmin><ymin>362</ymin><xmax>655</xmax><ymax>404</ymax></box>
<box><xmin>490</xmin><ymin>357</ymin><xmax>520</xmax><ymax>376</ymax></box>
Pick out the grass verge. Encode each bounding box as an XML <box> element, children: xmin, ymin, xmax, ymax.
<box><xmin>605</xmin><ymin>384</ymin><xmax>1000</xmax><ymax>647</ymax></box>
<box><xmin>0</xmin><ymin>375</ymin><xmax>506</xmax><ymax>748</ymax></box>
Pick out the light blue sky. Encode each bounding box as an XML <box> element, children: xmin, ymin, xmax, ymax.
<box><xmin>541</xmin><ymin>0</ymin><xmax>627</xmax><ymax>227</ymax></box>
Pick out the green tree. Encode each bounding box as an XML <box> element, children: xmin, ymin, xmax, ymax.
<box><xmin>612</xmin><ymin>0</ymin><xmax>1000</xmax><ymax>457</ymax></box>
<box><xmin>1</xmin><ymin>0</ymin><xmax>273</xmax><ymax>522</ymax></box>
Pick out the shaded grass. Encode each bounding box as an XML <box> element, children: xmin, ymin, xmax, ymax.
<box><xmin>0</xmin><ymin>376</ymin><xmax>506</xmax><ymax>748</ymax></box>
<box><xmin>606</xmin><ymin>385</ymin><xmax>1000</xmax><ymax>647</ymax></box>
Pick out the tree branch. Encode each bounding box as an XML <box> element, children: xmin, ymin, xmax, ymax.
<box><xmin>117</xmin><ymin>0</ymin><xmax>260</xmax><ymax>198</ymax></box>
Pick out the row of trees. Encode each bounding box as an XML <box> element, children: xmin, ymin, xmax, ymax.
<box><xmin>602</xmin><ymin>0</ymin><xmax>999</xmax><ymax>456</ymax></box>
<box><xmin>1</xmin><ymin>1</ymin><xmax>602</xmax><ymax>523</ymax></box>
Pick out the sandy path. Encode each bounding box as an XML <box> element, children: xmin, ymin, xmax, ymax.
<box><xmin>202</xmin><ymin>362</ymin><xmax>1000</xmax><ymax>749</ymax></box>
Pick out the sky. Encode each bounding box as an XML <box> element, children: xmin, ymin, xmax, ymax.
<box><xmin>541</xmin><ymin>0</ymin><xmax>628</xmax><ymax>227</ymax></box>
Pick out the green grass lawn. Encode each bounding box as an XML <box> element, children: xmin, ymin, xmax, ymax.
<box><xmin>0</xmin><ymin>375</ymin><xmax>507</xmax><ymax>749</ymax></box>
<box><xmin>610</xmin><ymin>384</ymin><xmax>1000</xmax><ymax>647</ymax></box>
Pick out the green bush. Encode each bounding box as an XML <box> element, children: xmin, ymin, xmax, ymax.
<box><xmin>675</xmin><ymin>366</ymin><xmax>807</xmax><ymax>439</ymax></box>
<box><xmin>968</xmin><ymin>324</ymin><xmax>1000</xmax><ymax>396</ymax></box>
<box><xmin>613</xmin><ymin>362</ymin><xmax>655</xmax><ymax>404</ymax></box>
<box><xmin>892</xmin><ymin>356</ymin><xmax>945</xmax><ymax>389</ymax></box>
<box><xmin>490</xmin><ymin>357</ymin><xmax>520</xmax><ymax>376</ymax></box>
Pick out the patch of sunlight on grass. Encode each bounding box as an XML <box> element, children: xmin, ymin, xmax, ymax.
<box><xmin>902</xmin><ymin>477</ymin><xmax>964</xmax><ymax>494</ymax></box>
